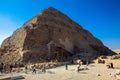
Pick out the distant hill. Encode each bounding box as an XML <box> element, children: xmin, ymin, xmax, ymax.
<box><xmin>113</xmin><ymin>49</ymin><xmax>120</xmax><ymax>54</ymax></box>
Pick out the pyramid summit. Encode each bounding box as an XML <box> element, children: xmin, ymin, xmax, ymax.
<box><xmin>0</xmin><ymin>7</ymin><xmax>116</xmax><ymax>64</ymax></box>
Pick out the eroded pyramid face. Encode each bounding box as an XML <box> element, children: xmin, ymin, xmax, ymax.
<box><xmin>0</xmin><ymin>7</ymin><xmax>116</xmax><ymax>64</ymax></box>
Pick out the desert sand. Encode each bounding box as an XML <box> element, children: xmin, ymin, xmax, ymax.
<box><xmin>1</xmin><ymin>58</ymin><xmax>120</xmax><ymax>80</ymax></box>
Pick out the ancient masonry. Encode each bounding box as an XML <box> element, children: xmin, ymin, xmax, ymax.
<box><xmin>0</xmin><ymin>7</ymin><xmax>116</xmax><ymax>64</ymax></box>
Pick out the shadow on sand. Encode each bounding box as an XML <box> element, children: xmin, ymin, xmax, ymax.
<box><xmin>0</xmin><ymin>76</ymin><xmax>25</xmax><ymax>80</ymax></box>
<box><xmin>113</xmin><ymin>67</ymin><xmax>120</xmax><ymax>69</ymax></box>
<box><xmin>79</xmin><ymin>72</ymin><xmax>87</xmax><ymax>74</ymax></box>
<box><xmin>89</xmin><ymin>65</ymin><xmax>95</xmax><ymax>67</ymax></box>
<box><xmin>47</xmin><ymin>71</ymin><xmax>55</xmax><ymax>74</ymax></box>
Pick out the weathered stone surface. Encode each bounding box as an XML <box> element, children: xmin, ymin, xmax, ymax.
<box><xmin>0</xmin><ymin>7</ymin><xmax>116</xmax><ymax>64</ymax></box>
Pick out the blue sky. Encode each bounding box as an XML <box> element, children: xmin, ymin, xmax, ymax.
<box><xmin>0</xmin><ymin>0</ymin><xmax>120</xmax><ymax>49</ymax></box>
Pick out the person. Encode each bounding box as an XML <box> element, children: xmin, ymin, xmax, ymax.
<box><xmin>65</xmin><ymin>63</ymin><xmax>68</xmax><ymax>70</ymax></box>
<box><xmin>32</xmin><ymin>65</ymin><xmax>36</xmax><ymax>74</ymax></box>
<box><xmin>77</xmin><ymin>65</ymin><xmax>80</xmax><ymax>72</ymax></box>
<box><xmin>86</xmin><ymin>58</ymin><xmax>89</xmax><ymax>66</ymax></box>
<box><xmin>106</xmin><ymin>62</ymin><xmax>114</xmax><ymax>69</ymax></box>
<box><xmin>106</xmin><ymin>63</ymin><xmax>110</xmax><ymax>68</ymax></box>
<box><xmin>110</xmin><ymin>62</ymin><xmax>114</xmax><ymax>69</ymax></box>
<box><xmin>78</xmin><ymin>61</ymin><xmax>81</xmax><ymax>66</ymax></box>
<box><xmin>0</xmin><ymin>63</ymin><xmax>4</xmax><ymax>73</ymax></box>
<box><xmin>42</xmin><ymin>65</ymin><xmax>46</xmax><ymax>72</ymax></box>
<box><xmin>24</xmin><ymin>65</ymin><xmax>28</xmax><ymax>74</ymax></box>
<box><xmin>9</xmin><ymin>64</ymin><xmax>13</xmax><ymax>73</ymax></box>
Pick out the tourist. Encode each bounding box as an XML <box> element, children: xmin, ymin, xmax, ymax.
<box><xmin>0</xmin><ymin>63</ymin><xmax>4</xmax><ymax>73</ymax></box>
<box><xmin>9</xmin><ymin>64</ymin><xmax>13</xmax><ymax>73</ymax></box>
<box><xmin>25</xmin><ymin>64</ymin><xmax>28</xmax><ymax>74</ymax></box>
<box><xmin>65</xmin><ymin>63</ymin><xmax>68</xmax><ymax>70</ymax></box>
<box><xmin>77</xmin><ymin>65</ymin><xmax>80</xmax><ymax>72</ymax></box>
<box><xmin>106</xmin><ymin>62</ymin><xmax>114</xmax><ymax>69</ymax></box>
<box><xmin>42</xmin><ymin>65</ymin><xmax>46</xmax><ymax>72</ymax></box>
<box><xmin>110</xmin><ymin>62</ymin><xmax>114</xmax><ymax>69</ymax></box>
<box><xmin>32</xmin><ymin>65</ymin><xmax>36</xmax><ymax>74</ymax></box>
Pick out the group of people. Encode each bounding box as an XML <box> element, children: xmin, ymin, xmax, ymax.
<box><xmin>98</xmin><ymin>59</ymin><xmax>105</xmax><ymax>64</ymax></box>
<box><xmin>65</xmin><ymin>60</ymin><xmax>89</xmax><ymax>72</ymax></box>
<box><xmin>97</xmin><ymin>58</ymin><xmax>114</xmax><ymax>69</ymax></box>
<box><xmin>25</xmin><ymin>64</ymin><xmax>46</xmax><ymax>74</ymax></box>
<box><xmin>0</xmin><ymin>63</ymin><xmax>47</xmax><ymax>74</ymax></box>
<box><xmin>0</xmin><ymin>63</ymin><xmax>13</xmax><ymax>73</ymax></box>
<box><xmin>106</xmin><ymin>62</ymin><xmax>114</xmax><ymax>69</ymax></box>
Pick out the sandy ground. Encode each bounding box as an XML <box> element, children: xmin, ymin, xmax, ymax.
<box><xmin>0</xmin><ymin>61</ymin><xmax>120</xmax><ymax>80</ymax></box>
